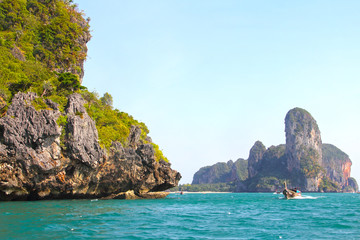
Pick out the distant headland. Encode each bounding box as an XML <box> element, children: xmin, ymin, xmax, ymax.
<box><xmin>175</xmin><ymin>108</ymin><xmax>358</xmax><ymax>193</ymax></box>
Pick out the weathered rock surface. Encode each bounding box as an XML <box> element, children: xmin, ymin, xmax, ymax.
<box><xmin>11</xmin><ymin>46</ymin><xmax>26</xmax><ymax>62</ymax></box>
<box><xmin>285</xmin><ymin>108</ymin><xmax>323</xmax><ymax>191</ymax></box>
<box><xmin>0</xmin><ymin>92</ymin><xmax>62</xmax><ymax>172</ymax></box>
<box><xmin>65</xmin><ymin>94</ymin><xmax>104</xmax><ymax>168</ymax></box>
<box><xmin>322</xmin><ymin>144</ymin><xmax>352</xmax><ymax>190</ymax></box>
<box><xmin>347</xmin><ymin>177</ymin><xmax>359</xmax><ymax>192</ymax></box>
<box><xmin>0</xmin><ymin>93</ymin><xmax>180</xmax><ymax>201</ymax></box>
<box><xmin>247</xmin><ymin>141</ymin><xmax>266</xmax><ymax>178</ymax></box>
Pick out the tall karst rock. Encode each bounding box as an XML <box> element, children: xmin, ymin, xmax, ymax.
<box><xmin>247</xmin><ymin>141</ymin><xmax>266</xmax><ymax>178</ymax></box>
<box><xmin>191</xmin><ymin>107</ymin><xmax>357</xmax><ymax>192</ymax></box>
<box><xmin>285</xmin><ymin>108</ymin><xmax>323</xmax><ymax>191</ymax></box>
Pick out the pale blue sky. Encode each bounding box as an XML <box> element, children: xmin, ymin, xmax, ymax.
<box><xmin>75</xmin><ymin>0</ymin><xmax>360</xmax><ymax>184</ymax></box>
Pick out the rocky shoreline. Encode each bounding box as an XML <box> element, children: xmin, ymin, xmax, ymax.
<box><xmin>0</xmin><ymin>92</ymin><xmax>181</xmax><ymax>201</ymax></box>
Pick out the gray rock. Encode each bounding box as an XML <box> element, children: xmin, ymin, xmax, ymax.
<box><xmin>65</xmin><ymin>94</ymin><xmax>104</xmax><ymax>168</ymax></box>
<box><xmin>285</xmin><ymin>107</ymin><xmax>322</xmax><ymax>191</ymax></box>
<box><xmin>247</xmin><ymin>141</ymin><xmax>266</xmax><ymax>178</ymax></box>
<box><xmin>0</xmin><ymin>92</ymin><xmax>181</xmax><ymax>200</ymax></box>
<box><xmin>0</xmin><ymin>92</ymin><xmax>62</xmax><ymax>171</ymax></box>
<box><xmin>11</xmin><ymin>46</ymin><xmax>26</xmax><ymax>61</ymax></box>
<box><xmin>128</xmin><ymin>125</ymin><xmax>141</xmax><ymax>148</ymax></box>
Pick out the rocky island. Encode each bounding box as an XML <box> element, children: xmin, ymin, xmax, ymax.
<box><xmin>184</xmin><ymin>108</ymin><xmax>358</xmax><ymax>193</ymax></box>
<box><xmin>0</xmin><ymin>0</ymin><xmax>180</xmax><ymax>200</ymax></box>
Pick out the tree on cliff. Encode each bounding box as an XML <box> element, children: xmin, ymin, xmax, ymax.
<box><xmin>100</xmin><ymin>92</ymin><xmax>113</xmax><ymax>108</ymax></box>
<box><xmin>0</xmin><ymin>0</ymin><xmax>170</xmax><ymax>160</ymax></box>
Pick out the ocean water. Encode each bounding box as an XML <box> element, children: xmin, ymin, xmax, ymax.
<box><xmin>1</xmin><ymin>193</ymin><xmax>360</xmax><ymax>239</ymax></box>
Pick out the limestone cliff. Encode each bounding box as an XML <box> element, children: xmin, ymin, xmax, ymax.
<box><xmin>192</xmin><ymin>159</ymin><xmax>247</xmax><ymax>184</ymax></box>
<box><xmin>246</xmin><ymin>144</ymin><xmax>287</xmax><ymax>192</ymax></box>
<box><xmin>0</xmin><ymin>93</ymin><xmax>180</xmax><ymax>200</ymax></box>
<box><xmin>322</xmin><ymin>144</ymin><xmax>353</xmax><ymax>190</ymax></box>
<box><xmin>247</xmin><ymin>141</ymin><xmax>266</xmax><ymax>178</ymax></box>
<box><xmin>348</xmin><ymin>177</ymin><xmax>359</xmax><ymax>192</ymax></box>
<box><xmin>191</xmin><ymin>107</ymin><xmax>357</xmax><ymax>193</ymax></box>
<box><xmin>285</xmin><ymin>108</ymin><xmax>323</xmax><ymax>191</ymax></box>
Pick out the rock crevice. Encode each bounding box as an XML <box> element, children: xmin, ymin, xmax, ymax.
<box><xmin>0</xmin><ymin>93</ymin><xmax>181</xmax><ymax>201</ymax></box>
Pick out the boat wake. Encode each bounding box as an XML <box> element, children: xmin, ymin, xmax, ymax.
<box><xmin>294</xmin><ymin>195</ymin><xmax>317</xmax><ymax>199</ymax></box>
<box><xmin>279</xmin><ymin>195</ymin><xmax>321</xmax><ymax>200</ymax></box>
<box><xmin>289</xmin><ymin>195</ymin><xmax>320</xmax><ymax>200</ymax></box>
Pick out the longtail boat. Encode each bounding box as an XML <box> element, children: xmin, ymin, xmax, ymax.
<box><xmin>282</xmin><ymin>182</ymin><xmax>301</xmax><ymax>199</ymax></box>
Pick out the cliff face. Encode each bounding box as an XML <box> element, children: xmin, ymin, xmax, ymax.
<box><xmin>246</xmin><ymin>144</ymin><xmax>287</xmax><ymax>192</ymax></box>
<box><xmin>322</xmin><ymin>144</ymin><xmax>352</xmax><ymax>189</ymax></box>
<box><xmin>192</xmin><ymin>159</ymin><xmax>247</xmax><ymax>184</ymax></box>
<box><xmin>348</xmin><ymin>177</ymin><xmax>359</xmax><ymax>192</ymax></box>
<box><xmin>0</xmin><ymin>1</ymin><xmax>180</xmax><ymax>201</ymax></box>
<box><xmin>191</xmin><ymin>107</ymin><xmax>357</xmax><ymax>192</ymax></box>
<box><xmin>247</xmin><ymin>141</ymin><xmax>266</xmax><ymax>178</ymax></box>
<box><xmin>285</xmin><ymin>108</ymin><xmax>323</xmax><ymax>191</ymax></box>
<box><xmin>0</xmin><ymin>93</ymin><xmax>181</xmax><ymax>200</ymax></box>
<box><xmin>64</xmin><ymin>17</ymin><xmax>91</xmax><ymax>83</ymax></box>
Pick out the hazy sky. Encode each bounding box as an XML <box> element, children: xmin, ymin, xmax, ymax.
<box><xmin>75</xmin><ymin>0</ymin><xmax>360</xmax><ymax>184</ymax></box>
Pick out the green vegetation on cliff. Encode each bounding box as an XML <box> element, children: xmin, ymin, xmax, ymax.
<box><xmin>256</xmin><ymin>145</ymin><xmax>287</xmax><ymax>178</ymax></box>
<box><xmin>322</xmin><ymin>144</ymin><xmax>349</xmax><ymax>166</ymax></box>
<box><xmin>247</xmin><ymin>176</ymin><xmax>288</xmax><ymax>192</ymax></box>
<box><xmin>81</xmin><ymin>90</ymin><xmax>168</xmax><ymax>161</ymax></box>
<box><xmin>318</xmin><ymin>177</ymin><xmax>339</xmax><ymax>192</ymax></box>
<box><xmin>172</xmin><ymin>183</ymin><xmax>234</xmax><ymax>192</ymax></box>
<box><xmin>192</xmin><ymin>159</ymin><xmax>247</xmax><ymax>184</ymax></box>
<box><xmin>0</xmin><ymin>0</ymin><xmax>168</xmax><ymax>162</ymax></box>
<box><xmin>0</xmin><ymin>0</ymin><xmax>89</xmax><ymax>102</ymax></box>
<box><xmin>299</xmin><ymin>147</ymin><xmax>322</xmax><ymax>178</ymax></box>
<box><xmin>285</xmin><ymin>107</ymin><xmax>320</xmax><ymax>135</ymax></box>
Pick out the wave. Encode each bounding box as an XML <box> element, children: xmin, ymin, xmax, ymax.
<box><xmin>279</xmin><ymin>195</ymin><xmax>321</xmax><ymax>200</ymax></box>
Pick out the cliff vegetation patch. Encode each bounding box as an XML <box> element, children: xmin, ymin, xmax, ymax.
<box><xmin>0</xmin><ymin>0</ymin><xmax>169</xmax><ymax>163</ymax></box>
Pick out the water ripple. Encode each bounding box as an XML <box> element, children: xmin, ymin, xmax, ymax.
<box><xmin>1</xmin><ymin>193</ymin><xmax>360</xmax><ymax>239</ymax></box>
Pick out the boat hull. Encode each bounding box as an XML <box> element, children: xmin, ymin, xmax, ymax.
<box><xmin>282</xmin><ymin>189</ymin><xmax>301</xmax><ymax>199</ymax></box>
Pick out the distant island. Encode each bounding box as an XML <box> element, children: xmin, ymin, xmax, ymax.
<box><xmin>173</xmin><ymin>108</ymin><xmax>358</xmax><ymax>193</ymax></box>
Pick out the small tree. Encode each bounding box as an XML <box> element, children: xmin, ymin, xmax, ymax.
<box><xmin>82</xmin><ymin>90</ymin><xmax>98</xmax><ymax>108</ymax></box>
<box><xmin>57</xmin><ymin>72</ymin><xmax>83</xmax><ymax>93</ymax></box>
<box><xmin>9</xmin><ymin>79</ymin><xmax>31</xmax><ymax>96</ymax></box>
<box><xmin>41</xmin><ymin>81</ymin><xmax>52</xmax><ymax>97</ymax></box>
<box><xmin>100</xmin><ymin>92</ymin><xmax>113</xmax><ymax>108</ymax></box>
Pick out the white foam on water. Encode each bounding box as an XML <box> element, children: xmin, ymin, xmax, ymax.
<box><xmin>278</xmin><ymin>195</ymin><xmax>322</xmax><ymax>200</ymax></box>
<box><xmin>291</xmin><ymin>195</ymin><xmax>319</xmax><ymax>200</ymax></box>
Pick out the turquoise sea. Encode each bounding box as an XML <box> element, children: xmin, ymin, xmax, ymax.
<box><xmin>1</xmin><ymin>193</ymin><xmax>360</xmax><ymax>239</ymax></box>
